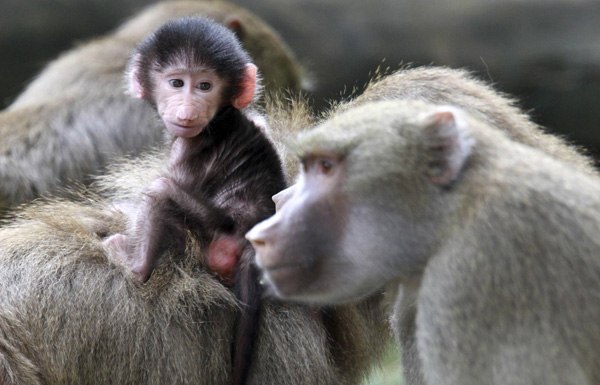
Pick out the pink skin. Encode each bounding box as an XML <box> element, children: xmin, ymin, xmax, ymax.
<box><xmin>207</xmin><ymin>235</ymin><xmax>243</xmax><ymax>285</ymax></box>
<box><xmin>130</xmin><ymin>63</ymin><xmax>257</xmax><ymax>138</ymax></box>
<box><xmin>155</xmin><ymin>68</ymin><xmax>224</xmax><ymax>138</ymax></box>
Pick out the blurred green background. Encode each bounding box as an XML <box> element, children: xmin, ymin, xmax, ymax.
<box><xmin>364</xmin><ymin>347</ymin><xmax>402</xmax><ymax>385</ymax></box>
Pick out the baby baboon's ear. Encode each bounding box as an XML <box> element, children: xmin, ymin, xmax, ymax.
<box><xmin>232</xmin><ymin>63</ymin><xmax>257</xmax><ymax>109</ymax></box>
<box><xmin>423</xmin><ymin>106</ymin><xmax>474</xmax><ymax>186</ymax></box>
<box><xmin>127</xmin><ymin>54</ymin><xmax>145</xmax><ymax>99</ymax></box>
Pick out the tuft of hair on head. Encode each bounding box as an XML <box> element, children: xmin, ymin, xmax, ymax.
<box><xmin>126</xmin><ymin>16</ymin><xmax>256</xmax><ymax>105</ymax></box>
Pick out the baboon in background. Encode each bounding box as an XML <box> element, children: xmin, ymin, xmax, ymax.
<box><xmin>0</xmin><ymin>0</ymin><xmax>306</xmax><ymax>214</ymax></box>
<box><xmin>247</xmin><ymin>99</ymin><xmax>600</xmax><ymax>385</ymax></box>
<box><xmin>0</xmin><ymin>169</ymin><xmax>388</xmax><ymax>384</ymax></box>
<box><xmin>249</xmin><ymin>66</ymin><xmax>599</xmax><ymax>385</ymax></box>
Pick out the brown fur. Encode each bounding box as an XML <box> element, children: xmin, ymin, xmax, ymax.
<box><xmin>0</xmin><ymin>187</ymin><xmax>388</xmax><ymax>385</ymax></box>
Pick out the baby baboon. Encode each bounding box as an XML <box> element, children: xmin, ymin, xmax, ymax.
<box><xmin>247</xmin><ymin>99</ymin><xmax>600</xmax><ymax>385</ymax></box>
<box><xmin>100</xmin><ymin>17</ymin><xmax>287</xmax><ymax>385</ymax></box>
<box><xmin>0</xmin><ymin>0</ymin><xmax>306</xmax><ymax>213</ymax></box>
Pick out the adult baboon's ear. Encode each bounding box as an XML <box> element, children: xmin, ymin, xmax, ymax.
<box><xmin>423</xmin><ymin>106</ymin><xmax>474</xmax><ymax>186</ymax></box>
<box><xmin>224</xmin><ymin>16</ymin><xmax>245</xmax><ymax>41</ymax></box>
<box><xmin>232</xmin><ymin>63</ymin><xmax>257</xmax><ymax>109</ymax></box>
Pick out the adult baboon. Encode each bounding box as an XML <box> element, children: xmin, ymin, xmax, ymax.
<box><xmin>248</xmin><ymin>99</ymin><xmax>600</xmax><ymax>385</ymax></box>
<box><xmin>249</xmin><ymin>66</ymin><xmax>599</xmax><ymax>385</ymax></box>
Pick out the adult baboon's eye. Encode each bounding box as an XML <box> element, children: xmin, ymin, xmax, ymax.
<box><xmin>301</xmin><ymin>159</ymin><xmax>309</xmax><ymax>173</ymax></box>
<box><xmin>317</xmin><ymin>159</ymin><xmax>335</xmax><ymax>174</ymax></box>
<box><xmin>169</xmin><ymin>79</ymin><xmax>184</xmax><ymax>88</ymax></box>
<box><xmin>198</xmin><ymin>82</ymin><xmax>211</xmax><ymax>91</ymax></box>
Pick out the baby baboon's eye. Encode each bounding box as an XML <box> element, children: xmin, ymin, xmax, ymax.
<box><xmin>169</xmin><ymin>79</ymin><xmax>184</xmax><ymax>88</ymax></box>
<box><xmin>198</xmin><ymin>82</ymin><xmax>211</xmax><ymax>91</ymax></box>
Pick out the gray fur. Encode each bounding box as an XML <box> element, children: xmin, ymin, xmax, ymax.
<box><xmin>338</xmin><ymin>66</ymin><xmax>597</xmax><ymax>175</ymax></box>
<box><xmin>247</xmin><ymin>67</ymin><xmax>600</xmax><ymax>385</ymax></box>
<box><xmin>339</xmin><ymin>67</ymin><xmax>599</xmax><ymax>385</ymax></box>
